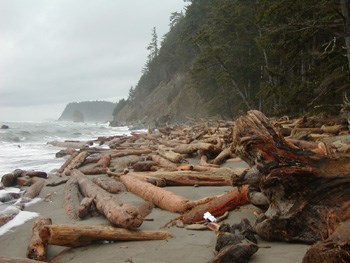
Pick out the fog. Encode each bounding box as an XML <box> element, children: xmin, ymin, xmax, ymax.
<box><xmin>0</xmin><ymin>0</ymin><xmax>187</xmax><ymax>121</ymax></box>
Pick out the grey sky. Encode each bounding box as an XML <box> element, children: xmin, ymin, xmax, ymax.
<box><xmin>0</xmin><ymin>0</ymin><xmax>187</xmax><ymax>121</ymax></box>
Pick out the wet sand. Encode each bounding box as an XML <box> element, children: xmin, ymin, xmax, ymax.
<box><xmin>0</xmin><ymin>161</ymin><xmax>309</xmax><ymax>263</ymax></box>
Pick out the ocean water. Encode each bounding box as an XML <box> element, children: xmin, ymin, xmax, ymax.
<box><xmin>0</xmin><ymin>121</ymin><xmax>131</xmax><ymax>178</ymax></box>
<box><xmin>0</xmin><ymin>121</ymin><xmax>133</xmax><ymax>235</ymax></box>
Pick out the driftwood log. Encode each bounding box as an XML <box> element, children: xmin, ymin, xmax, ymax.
<box><xmin>302</xmin><ymin>224</ymin><xmax>350</xmax><ymax>263</ymax></box>
<box><xmin>232</xmin><ymin>110</ymin><xmax>350</xmax><ymax>243</ymax></box>
<box><xmin>26</xmin><ymin>217</ymin><xmax>52</xmax><ymax>261</ymax></box>
<box><xmin>71</xmin><ymin>169</ymin><xmax>144</xmax><ymax>229</ymax></box>
<box><xmin>0</xmin><ymin>257</ymin><xmax>45</xmax><ymax>263</ymax></box>
<box><xmin>63</xmin><ymin>177</ymin><xmax>82</xmax><ymax>220</ymax></box>
<box><xmin>208</xmin><ymin>219</ymin><xmax>259</xmax><ymax>263</ymax></box>
<box><xmin>180</xmin><ymin>186</ymin><xmax>248</xmax><ymax>224</ymax></box>
<box><xmin>39</xmin><ymin>224</ymin><xmax>171</xmax><ymax>247</ymax></box>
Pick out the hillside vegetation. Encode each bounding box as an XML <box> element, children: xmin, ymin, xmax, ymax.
<box><xmin>111</xmin><ymin>0</ymin><xmax>350</xmax><ymax>127</ymax></box>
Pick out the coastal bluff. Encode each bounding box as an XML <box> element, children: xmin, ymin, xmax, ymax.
<box><xmin>58</xmin><ymin>101</ymin><xmax>115</xmax><ymax>123</ymax></box>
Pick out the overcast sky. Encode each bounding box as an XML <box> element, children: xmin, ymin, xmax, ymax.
<box><xmin>0</xmin><ymin>0</ymin><xmax>187</xmax><ymax>121</ymax></box>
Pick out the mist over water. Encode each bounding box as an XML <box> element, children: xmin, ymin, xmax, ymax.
<box><xmin>0</xmin><ymin>121</ymin><xmax>131</xmax><ymax>176</ymax></box>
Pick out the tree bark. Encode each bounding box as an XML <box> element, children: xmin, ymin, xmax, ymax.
<box><xmin>63</xmin><ymin>177</ymin><xmax>82</xmax><ymax>220</ymax></box>
<box><xmin>91</xmin><ymin>176</ymin><xmax>126</xmax><ymax>194</ymax></box>
<box><xmin>71</xmin><ymin>169</ymin><xmax>144</xmax><ymax>229</ymax></box>
<box><xmin>39</xmin><ymin>224</ymin><xmax>171</xmax><ymax>247</ymax></box>
<box><xmin>180</xmin><ymin>186</ymin><xmax>248</xmax><ymax>224</ymax></box>
<box><xmin>63</xmin><ymin>151</ymin><xmax>89</xmax><ymax>175</ymax></box>
<box><xmin>232</xmin><ymin>110</ymin><xmax>350</xmax><ymax>243</ymax></box>
<box><xmin>119</xmin><ymin>174</ymin><xmax>192</xmax><ymax>213</ymax></box>
<box><xmin>26</xmin><ymin>217</ymin><xmax>52</xmax><ymax>261</ymax></box>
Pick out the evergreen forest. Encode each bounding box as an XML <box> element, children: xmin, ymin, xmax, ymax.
<box><xmin>113</xmin><ymin>0</ymin><xmax>350</xmax><ymax>123</ymax></box>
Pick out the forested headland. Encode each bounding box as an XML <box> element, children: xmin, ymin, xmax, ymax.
<box><xmin>111</xmin><ymin>0</ymin><xmax>350</xmax><ymax>127</ymax></box>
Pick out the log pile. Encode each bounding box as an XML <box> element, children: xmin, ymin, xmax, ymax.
<box><xmin>3</xmin><ymin>112</ymin><xmax>350</xmax><ymax>262</ymax></box>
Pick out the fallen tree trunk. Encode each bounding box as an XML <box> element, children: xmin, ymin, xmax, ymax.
<box><xmin>180</xmin><ymin>186</ymin><xmax>248</xmax><ymax>224</ymax></box>
<box><xmin>63</xmin><ymin>177</ymin><xmax>82</xmax><ymax>220</ymax></box>
<box><xmin>26</xmin><ymin>217</ymin><xmax>52</xmax><ymax>261</ymax></box>
<box><xmin>39</xmin><ymin>224</ymin><xmax>171</xmax><ymax>247</ymax></box>
<box><xmin>71</xmin><ymin>169</ymin><xmax>144</xmax><ymax>229</ymax></box>
<box><xmin>22</xmin><ymin>178</ymin><xmax>45</xmax><ymax>200</ymax></box>
<box><xmin>63</xmin><ymin>151</ymin><xmax>89</xmax><ymax>175</ymax></box>
<box><xmin>127</xmin><ymin>171</ymin><xmax>232</xmax><ymax>186</ymax></box>
<box><xmin>119</xmin><ymin>174</ymin><xmax>192</xmax><ymax>213</ymax></box>
<box><xmin>57</xmin><ymin>151</ymin><xmax>79</xmax><ymax>174</ymax></box>
<box><xmin>91</xmin><ymin>176</ymin><xmax>126</xmax><ymax>194</ymax></box>
<box><xmin>232</xmin><ymin>110</ymin><xmax>350</xmax><ymax>244</ymax></box>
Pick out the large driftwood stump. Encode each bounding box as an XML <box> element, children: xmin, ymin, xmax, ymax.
<box><xmin>232</xmin><ymin>110</ymin><xmax>350</xmax><ymax>244</ymax></box>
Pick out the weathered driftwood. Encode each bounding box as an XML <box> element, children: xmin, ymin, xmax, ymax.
<box><xmin>78</xmin><ymin>167</ymin><xmax>108</xmax><ymax>175</ymax></box>
<box><xmin>208</xmin><ymin>219</ymin><xmax>258</xmax><ymax>263</ymax></box>
<box><xmin>151</xmin><ymin>154</ymin><xmax>178</xmax><ymax>170</ymax></box>
<box><xmin>302</xmin><ymin>224</ymin><xmax>350</xmax><ymax>263</ymax></box>
<box><xmin>180</xmin><ymin>186</ymin><xmax>248</xmax><ymax>224</ymax></box>
<box><xmin>110</xmin><ymin>149</ymin><xmax>152</xmax><ymax>158</ymax></box>
<box><xmin>132</xmin><ymin>161</ymin><xmax>157</xmax><ymax>172</ymax></box>
<box><xmin>127</xmin><ymin>171</ymin><xmax>232</xmax><ymax>187</ymax></box>
<box><xmin>173</xmin><ymin>142</ymin><xmax>214</xmax><ymax>154</ymax></box>
<box><xmin>48</xmin><ymin>140</ymin><xmax>91</xmax><ymax>149</ymax></box>
<box><xmin>39</xmin><ymin>224</ymin><xmax>171</xmax><ymax>247</ymax></box>
<box><xmin>232</xmin><ymin>110</ymin><xmax>350</xmax><ymax>243</ymax></box>
<box><xmin>1</xmin><ymin>172</ymin><xmax>19</xmax><ymax>187</ymax></box>
<box><xmin>22</xmin><ymin>171</ymin><xmax>47</xmax><ymax>179</ymax></box>
<box><xmin>96</xmin><ymin>154</ymin><xmax>111</xmax><ymax>168</ymax></box>
<box><xmin>212</xmin><ymin>147</ymin><xmax>235</xmax><ymax>165</ymax></box>
<box><xmin>119</xmin><ymin>174</ymin><xmax>192</xmax><ymax>213</ymax></box>
<box><xmin>26</xmin><ymin>217</ymin><xmax>52</xmax><ymax>261</ymax></box>
<box><xmin>78</xmin><ymin>197</ymin><xmax>94</xmax><ymax>219</ymax></box>
<box><xmin>71</xmin><ymin>169</ymin><xmax>144</xmax><ymax>229</ymax></box>
<box><xmin>22</xmin><ymin>178</ymin><xmax>45</xmax><ymax>200</ymax></box>
<box><xmin>57</xmin><ymin>151</ymin><xmax>79</xmax><ymax>174</ymax></box>
<box><xmin>91</xmin><ymin>176</ymin><xmax>126</xmax><ymax>194</ymax></box>
<box><xmin>157</xmin><ymin>146</ymin><xmax>186</xmax><ymax>163</ymax></box>
<box><xmin>63</xmin><ymin>151</ymin><xmax>89</xmax><ymax>175</ymax></box>
<box><xmin>63</xmin><ymin>177</ymin><xmax>82</xmax><ymax>220</ymax></box>
<box><xmin>0</xmin><ymin>206</ymin><xmax>21</xmax><ymax>227</ymax></box>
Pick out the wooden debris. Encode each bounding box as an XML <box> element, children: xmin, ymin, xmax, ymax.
<box><xmin>71</xmin><ymin>169</ymin><xmax>144</xmax><ymax>229</ymax></box>
<box><xmin>26</xmin><ymin>217</ymin><xmax>52</xmax><ymax>261</ymax></box>
<box><xmin>63</xmin><ymin>151</ymin><xmax>89</xmax><ymax>175</ymax></box>
<box><xmin>232</xmin><ymin>110</ymin><xmax>350</xmax><ymax>243</ymax></box>
<box><xmin>39</xmin><ymin>223</ymin><xmax>171</xmax><ymax>247</ymax></box>
<box><xmin>63</xmin><ymin>177</ymin><xmax>82</xmax><ymax>220</ymax></box>
<box><xmin>119</xmin><ymin>174</ymin><xmax>192</xmax><ymax>213</ymax></box>
<box><xmin>302</xmin><ymin>224</ymin><xmax>350</xmax><ymax>263</ymax></box>
<box><xmin>180</xmin><ymin>186</ymin><xmax>248</xmax><ymax>224</ymax></box>
<box><xmin>91</xmin><ymin>176</ymin><xmax>126</xmax><ymax>194</ymax></box>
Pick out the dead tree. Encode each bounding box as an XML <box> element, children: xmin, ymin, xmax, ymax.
<box><xmin>232</xmin><ymin>110</ymin><xmax>350</xmax><ymax>244</ymax></box>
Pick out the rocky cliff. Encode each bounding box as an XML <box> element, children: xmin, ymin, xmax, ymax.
<box><xmin>59</xmin><ymin>101</ymin><xmax>115</xmax><ymax>123</ymax></box>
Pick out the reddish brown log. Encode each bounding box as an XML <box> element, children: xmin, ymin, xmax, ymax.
<box><xmin>180</xmin><ymin>186</ymin><xmax>249</xmax><ymax>224</ymax></box>
<box><xmin>78</xmin><ymin>167</ymin><xmax>108</xmax><ymax>175</ymax></box>
<box><xmin>119</xmin><ymin>174</ymin><xmax>192</xmax><ymax>213</ymax></box>
<box><xmin>39</xmin><ymin>224</ymin><xmax>171</xmax><ymax>247</ymax></box>
<box><xmin>71</xmin><ymin>169</ymin><xmax>144</xmax><ymax>229</ymax></box>
<box><xmin>157</xmin><ymin>146</ymin><xmax>186</xmax><ymax>163</ymax></box>
<box><xmin>26</xmin><ymin>217</ymin><xmax>52</xmax><ymax>261</ymax></box>
<box><xmin>63</xmin><ymin>177</ymin><xmax>82</xmax><ymax>220</ymax></box>
<box><xmin>110</xmin><ymin>149</ymin><xmax>152</xmax><ymax>158</ymax></box>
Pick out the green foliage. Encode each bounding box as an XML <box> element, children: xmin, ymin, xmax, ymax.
<box><xmin>124</xmin><ymin>0</ymin><xmax>350</xmax><ymax>120</ymax></box>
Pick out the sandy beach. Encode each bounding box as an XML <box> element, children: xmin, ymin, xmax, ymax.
<box><xmin>0</xmin><ymin>160</ymin><xmax>309</xmax><ymax>263</ymax></box>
